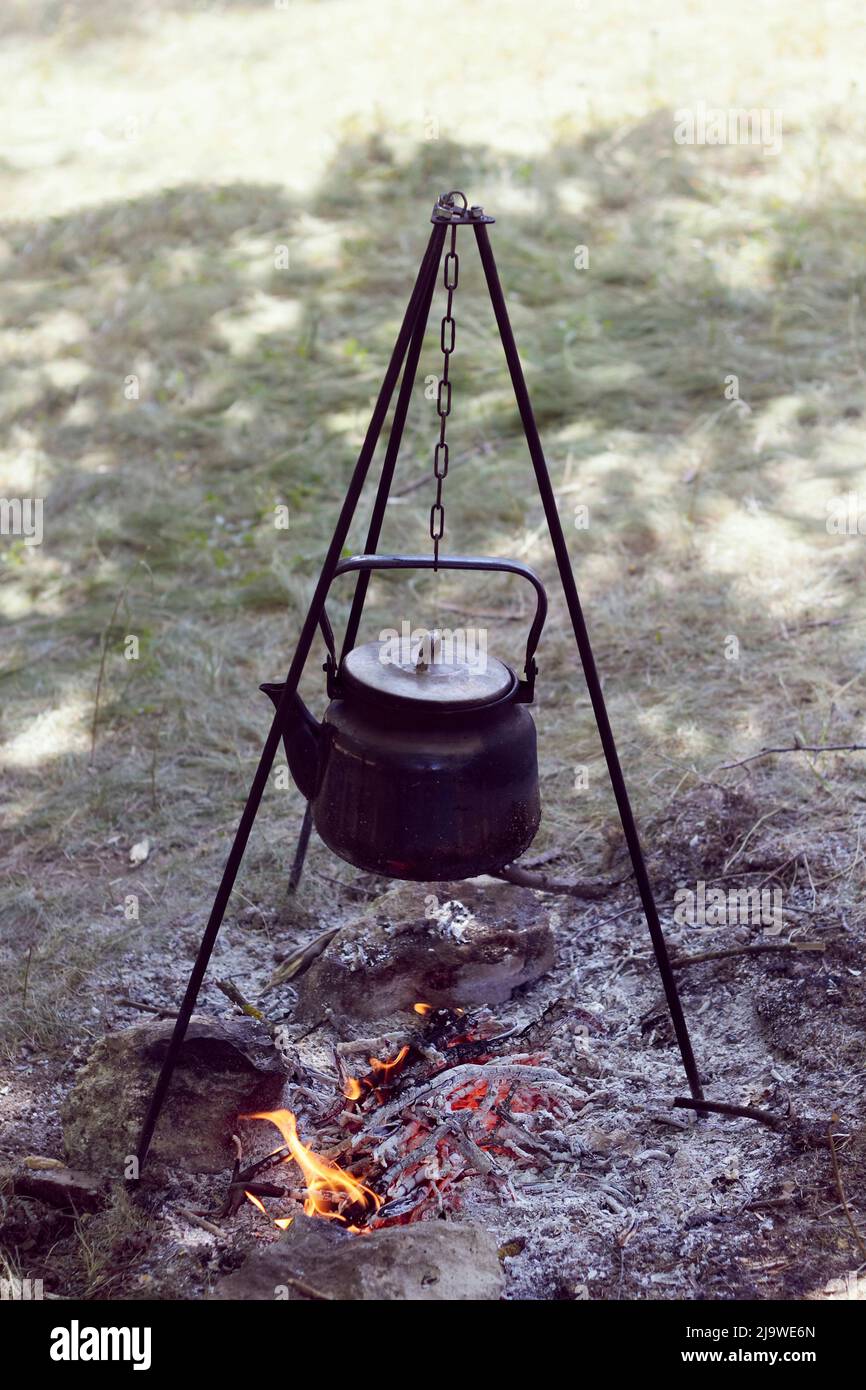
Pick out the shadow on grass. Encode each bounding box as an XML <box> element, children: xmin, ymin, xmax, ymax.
<box><xmin>1</xmin><ymin>119</ymin><xmax>865</xmax><ymax>1047</ymax></box>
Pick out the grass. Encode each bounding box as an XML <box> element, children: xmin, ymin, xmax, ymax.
<box><xmin>0</xmin><ymin>3</ymin><xmax>865</xmax><ymax>1090</ymax></box>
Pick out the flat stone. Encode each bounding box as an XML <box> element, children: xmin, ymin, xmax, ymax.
<box><xmin>212</xmin><ymin>1212</ymin><xmax>504</xmax><ymax>1300</ymax></box>
<box><xmin>294</xmin><ymin>878</ymin><xmax>554</xmax><ymax>1022</ymax></box>
<box><xmin>62</xmin><ymin>1015</ymin><xmax>285</xmax><ymax>1177</ymax></box>
<box><xmin>1</xmin><ymin>1164</ymin><xmax>107</xmax><ymax>1213</ymax></box>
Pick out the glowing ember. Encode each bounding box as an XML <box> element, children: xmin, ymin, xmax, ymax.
<box><xmin>246</xmin><ymin>1108</ymin><xmax>381</xmax><ymax>1222</ymax></box>
<box><xmin>235</xmin><ymin>1007</ymin><xmax>581</xmax><ymax>1236</ymax></box>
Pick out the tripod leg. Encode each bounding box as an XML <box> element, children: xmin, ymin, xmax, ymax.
<box><xmin>133</xmin><ymin>226</ymin><xmax>446</xmax><ymax>1176</ymax></box>
<box><xmin>287</xmin><ymin>801</ymin><xmax>313</xmax><ymax>894</ymax></box>
<box><xmin>474</xmin><ymin>223</ymin><xmax>704</xmax><ymax>1103</ymax></box>
<box><xmin>285</xmin><ymin>224</ymin><xmax>447</xmax><ymax>889</ymax></box>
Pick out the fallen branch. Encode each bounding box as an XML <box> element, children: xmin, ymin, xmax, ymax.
<box><xmin>720</xmin><ymin>743</ymin><xmax>866</xmax><ymax>771</ymax></box>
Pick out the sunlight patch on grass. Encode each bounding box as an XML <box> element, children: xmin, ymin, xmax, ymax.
<box><xmin>215</xmin><ymin>293</ymin><xmax>302</xmax><ymax>356</ymax></box>
<box><xmin>1</xmin><ymin>694</ymin><xmax>90</xmax><ymax>769</ymax></box>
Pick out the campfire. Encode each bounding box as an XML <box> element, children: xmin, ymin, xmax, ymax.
<box><xmin>232</xmin><ymin>1003</ymin><xmax>586</xmax><ymax>1234</ymax></box>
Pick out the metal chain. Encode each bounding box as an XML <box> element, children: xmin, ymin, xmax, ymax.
<box><xmin>429</xmin><ymin>220</ymin><xmax>459</xmax><ymax>567</ymax></box>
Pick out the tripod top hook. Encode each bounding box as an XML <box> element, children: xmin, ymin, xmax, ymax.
<box><xmin>431</xmin><ymin>191</ymin><xmax>495</xmax><ymax>225</ymax></box>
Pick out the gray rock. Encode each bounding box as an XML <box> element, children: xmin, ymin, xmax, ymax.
<box><xmin>2</xmin><ymin>1164</ymin><xmax>106</xmax><ymax>1213</ymax></box>
<box><xmin>62</xmin><ymin>1015</ymin><xmax>285</xmax><ymax>1177</ymax></box>
<box><xmin>212</xmin><ymin>1212</ymin><xmax>503</xmax><ymax>1300</ymax></box>
<box><xmin>294</xmin><ymin>878</ymin><xmax>554</xmax><ymax>1021</ymax></box>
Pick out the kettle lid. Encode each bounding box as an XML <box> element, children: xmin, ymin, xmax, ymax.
<box><xmin>339</xmin><ymin>638</ymin><xmax>515</xmax><ymax>710</ymax></box>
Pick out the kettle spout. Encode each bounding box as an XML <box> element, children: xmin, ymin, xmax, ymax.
<box><xmin>260</xmin><ymin>682</ymin><xmax>322</xmax><ymax>802</ymax></box>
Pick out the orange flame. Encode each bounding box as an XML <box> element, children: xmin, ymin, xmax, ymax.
<box><xmin>244</xmin><ymin>1189</ymin><xmax>293</xmax><ymax>1231</ymax></box>
<box><xmin>344</xmin><ymin>1044</ymin><xmax>411</xmax><ymax>1102</ymax></box>
<box><xmin>413</xmin><ymin>1002</ymin><xmax>432</xmax><ymax>1015</ymax></box>
<box><xmin>247</xmin><ymin>1109</ymin><xmax>381</xmax><ymax>1222</ymax></box>
<box><xmin>368</xmin><ymin>1044</ymin><xmax>409</xmax><ymax>1081</ymax></box>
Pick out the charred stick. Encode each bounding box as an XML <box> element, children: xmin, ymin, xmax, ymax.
<box><xmin>673</xmin><ymin>1097</ymin><xmax>784</xmax><ymax>1130</ymax></box>
<box><xmin>448</xmin><ymin>1126</ymin><xmax>495</xmax><ymax>1176</ymax></box>
<box><xmin>357</xmin><ymin>1062</ymin><xmax>585</xmax><ymax>1140</ymax></box>
<box><xmin>336</xmin><ymin>1032</ymin><xmax>412</xmax><ymax>1057</ymax></box>
<box><xmin>229</xmin><ymin>1181</ymin><xmax>287</xmax><ymax>1198</ymax></box>
<box><xmin>495</xmin><ymin>863</ymin><xmax>620</xmax><ymax>898</ymax></box>
<box><xmin>378</xmin><ymin>1122</ymin><xmax>455</xmax><ymax>1186</ymax></box>
<box><xmin>491</xmin><ymin>1110</ymin><xmax>557</xmax><ymax>1162</ymax></box>
<box><xmin>236</xmin><ymin>1144</ymin><xmax>290</xmax><ymax>1181</ymax></box>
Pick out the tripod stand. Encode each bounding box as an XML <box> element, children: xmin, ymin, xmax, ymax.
<box><xmin>134</xmin><ymin>192</ymin><xmax>703</xmax><ymax>1175</ymax></box>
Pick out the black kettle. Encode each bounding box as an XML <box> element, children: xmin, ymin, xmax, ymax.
<box><xmin>261</xmin><ymin>555</ymin><xmax>547</xmax><ymax>882</ymax></box>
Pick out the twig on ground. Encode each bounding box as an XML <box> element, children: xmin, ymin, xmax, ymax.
<box><xmin>215</xmin><ymin>978</ymin><xmax>266</xmax><ymax>1024</ymax></box>
<box><xmin>175</xmin><ymin>1206</ymin><xmax>224</xmax><ymax>1237</ymax></box>
<box><xmin>22</xmin><ymin>946</ymin><xmax>32</xmax><ymax>1007</ymax></box>
<box><xmin>282</xmin><ymin>1274</ymin><xmax>334</xmax><ymax>1302</ymax></box>
<box><xmin>826</xmin><ymin>1120</ymin><xmax>866</xmax><ymax>1264</ymax></box>
<box><xmin>116</xmin><ymin>995</ymin><xmax>178</xmax><ymax>1018</ymax></box>
<box><xmin>90</xmin><ymin>581</ymin><xmax>132</xmax><ymax>762</ymax></box>
<box><xmin>672</xmin><ymin>941</ymin><xmax>825</xmax><ymax>968</ymax></box>
<box><xmin>719</xmin><ymin>743</ymin><xmax>866</xmax><ymax>771</ymax></box>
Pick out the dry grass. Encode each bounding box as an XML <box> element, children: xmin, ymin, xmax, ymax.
<box><xmin>0</xmin><ymin>2</ymin><xmax>864</xmax><ymax>1109</ymax></box>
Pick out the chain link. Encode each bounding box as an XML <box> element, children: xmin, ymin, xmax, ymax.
<box><xmin>429</xmin><ymin>221</ymin><xmax>459</xmax><ymax>566</ymax></box>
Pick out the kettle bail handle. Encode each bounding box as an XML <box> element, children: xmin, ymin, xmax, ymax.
<box><xmin>329</xmin><ymin>553</ymin><xmax>548</xmax><ymax>695</ymax></box>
